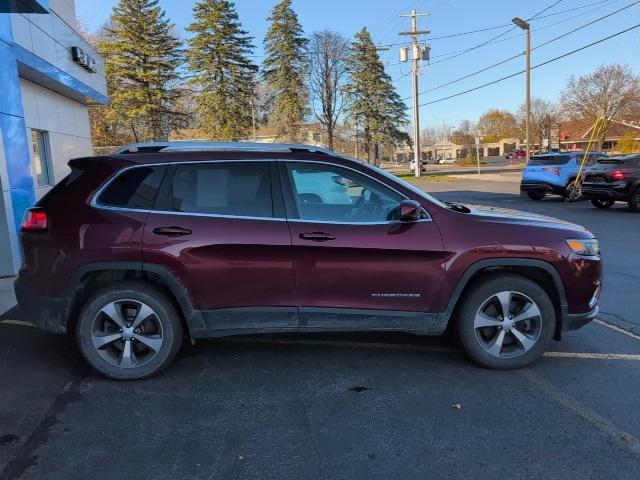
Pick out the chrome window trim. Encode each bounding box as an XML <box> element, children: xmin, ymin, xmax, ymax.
<box><xmin>91</xmin><ymin>159</ymin><xmax>433</xmax><ymax>224</ymax></box>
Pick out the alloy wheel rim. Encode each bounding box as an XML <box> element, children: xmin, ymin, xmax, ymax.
<box><xmin>90</xmin><ymin>300</ymin><xmax>164</xmax><ymax>369</ymax></box>
<box><xmin>473</xmin><ymin>291</ymin><xmax>542</xmax><ymax>358</ymax></box>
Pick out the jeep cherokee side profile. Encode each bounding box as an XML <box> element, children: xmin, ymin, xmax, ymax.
<box><xmin>15</xmin><ymin>143</ymin><xmax>602</xmax><ymax>379</ymax></box>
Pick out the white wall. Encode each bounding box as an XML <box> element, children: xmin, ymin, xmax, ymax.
<box><xmin>20</xmin><ymin>78</ymin><xmax>92</xmax><ymax>199</ymax></box>
<box><xmin>50</xmin><ymin>0</ymin><xmax>77</xmax><ymax>30</ymax></box>
<box><xmin>10</xmin><ymin>4</ymin><xmax>106</xmax><ymax>97</ymax></box>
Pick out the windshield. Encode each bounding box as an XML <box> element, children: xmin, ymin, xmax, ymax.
<box><xmin>367</xmin><ymin>163</ymin><xmax>449</xmax><ymax>209</ymax></box>
<box><xmin>528</xmin><ymin>155</ymin><xmax>572</xmax><ymax>166</ymax></box>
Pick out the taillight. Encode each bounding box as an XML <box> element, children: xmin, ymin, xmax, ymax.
<box><xmin>543</xmin><ymin>167</ymin><xmax>561</xmax><ymax>175</ymax></box>
<box><xmin>22</xmin><ymin>208</ymin><xmax>48</xmax><ymax>231</ymax></box>
<box><xmin>611</xmin><ymin>170</ymin><xmax>626</xmax><ymax>181</ymax></box>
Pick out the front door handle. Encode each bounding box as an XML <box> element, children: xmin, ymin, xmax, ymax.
<box><xmin>299</xmin><ymin>232</ymin><xmax>336</xmax><ymax>242</ymax></box>
<box><xmin>153</xmin><ymin>226</ymin><xmax>192</xmax><ymax>237</ymax></box>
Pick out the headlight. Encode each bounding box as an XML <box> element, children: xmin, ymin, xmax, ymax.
<box><xmin>565</xmin><ymin>238</ymin><xmax>600</xmax><ymax>256</ymax></box>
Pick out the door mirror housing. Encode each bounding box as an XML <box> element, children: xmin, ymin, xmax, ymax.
<box><xmin>399</xmin><ymin>199</ymin><xmax>422</xmax><ymax>222</ymax></box>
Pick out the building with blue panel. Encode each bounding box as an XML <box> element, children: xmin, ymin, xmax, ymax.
<box><xmin>0</xmin><ymin>0</ymin><xmax>106</xmax><ymax>275</ymax></box>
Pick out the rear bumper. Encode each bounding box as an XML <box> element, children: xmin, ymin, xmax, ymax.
<box><xmin>581</xmin><ymin>184</ymin><xmax>628</xmax><ymax>200</ymax></box>
<box><xmin>564</xmin><ymin>306</ymin><xmax>599</xmax><ymax>331</ymax></box>
<box><xmin>520</xmin><ymin>180</ymin><xmax>565</xmax><ymax>196</ymax></box>
<box><xmin>14</xmin><ymin>278</ymin><xmax>68</xmax><ymax>334</ymax></box>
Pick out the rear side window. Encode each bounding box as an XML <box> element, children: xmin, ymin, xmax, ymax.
<box><xmin>170</xmin><ymin>162</ymin><xmax>273</xmax><ymax>218</ymax></box>
<box><xmin>624</xmin><ymin>157</ymin><xmax>640</xmax><ymax>167</ymax></box>
<box><xmin>97</xmin><ymin>166</ymin><xmax>166</xmax><ymax>210</ymax></box>
<box><xmin>527</xmin><ymin>155</ymin><xmax>571</xmax><ymax>166</ymax></box>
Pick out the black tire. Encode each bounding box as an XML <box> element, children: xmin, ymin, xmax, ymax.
<box><xmin>527</xmin><ymin>190</ymin><xmax>545</xmax><ymax>201</ymax></box>
<box><xmin>629</xmin><ymin>187</ymin><xmax>640</xmax><ymax>212</ymax></box>
<box><xmin>457</xmin><ymin>275</ymin><xmax>556</xmax><ymax>369</ymax></box>
<box><xmin>565</xmin><ymin>180</ymin><xmax>582</xmax><ymax>201</ymax></box>
<box><xmin>76</xmin><ymin>281</ymin><xmax>183</xmax><ymax>380</ymax></box>
<box><xmin>591</xmin><ymin>198</ymin><xmax>614</xmax><ymax>209</ymax></box>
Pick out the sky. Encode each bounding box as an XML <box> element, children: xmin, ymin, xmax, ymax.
<box><xmin>76</xmin><ymin>0</ymin><xmax>640</xmax><ymax>132</ymax></box>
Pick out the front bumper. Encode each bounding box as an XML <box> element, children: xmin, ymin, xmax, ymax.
<box><xmin>520</xmin><ymin>180</ymin><xmax>565</xmax><ymax>196</ymax></box>
<box><xmin>14</xmin><ymin>278</ymin><xmax>69</xmax><ymax>334</ymax></box>
<box><xmin>564</xmin><ymin>306</ymin><xmax>599</xmax><ymax>331</ymax></box>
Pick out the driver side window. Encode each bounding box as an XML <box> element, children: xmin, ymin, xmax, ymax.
<box><xmin>285</xmin><ymin>162</ymin><xmax>404</xmax><ymax>223</ymax></box>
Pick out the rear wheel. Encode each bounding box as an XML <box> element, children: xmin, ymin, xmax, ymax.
<box><xmin>591</xmin><ymin>198</ymin><xmax>614</xmax><ymax>209</ymax></box>
<box><xmin>457</xmin><ymin>275</ymin><xmax>555</xmax><ymax>369</ymax></box>
<box><xmin>76</xmin><ymin>282</ymin><xmax>183</xmax><ymax>380</ymax></box>
<box><xmin>527</xmin><ymin>190</ymin><xmax>545</xmax><ymax>201</ymax></box>
<box><xmin>629</xmin><ymin>187</ymin><xmax>640</xmax><ymax>212</ymax></box>
<box><xmin>565</xmin><ymin>180</ymin><xmax>582</xmax><ymax>201</ymax></box>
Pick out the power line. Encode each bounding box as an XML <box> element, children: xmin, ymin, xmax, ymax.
<box><xmin>414</xmin><ymin>23</ymin><xmax>640</xmax><ymax>107</ymax></box>
<box><xmin>426</xmin><ymin>0</ymin><xmax>624</xmax><ymax>62</ymax></box>
<box><xmin>420</xmin><ymin>0</ymin><xmax>564</xmax><ymax>66</ymax></box>
<box><xmin>406</xmin><ymin>0</ymin><xmax>639</xmax><ymax>98</ymax></box>
<box><xmin>531</xmin><ymin>0</ymin><xmax>565</xmax><ymax>19</ymax></box>
<box><xmin>379</xmin><ymin>0</ymin><xmax>614</xmax><ymax>49</ymax></box>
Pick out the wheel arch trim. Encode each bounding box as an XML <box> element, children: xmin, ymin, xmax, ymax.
<box><xmin>439</xmin><ymin>258</ymin><xmax>568</xmax><ymax>336</ymax></box>
<box><xmin>69</xmin><ymin>261</ymin><xmax>204</xmax><ymax>332</ymax></box>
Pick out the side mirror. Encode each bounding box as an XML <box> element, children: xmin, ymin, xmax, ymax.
<box><xmin>399</xmin><ymin>199</ymin><xmax>422</xmax><ymax>222</ymax></box>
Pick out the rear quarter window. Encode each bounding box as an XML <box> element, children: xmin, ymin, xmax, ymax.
<box><xmin>624</xmin><ymin>157</ymin><xmax>640</xmax><ymax>168</ymax></box>
<box><xmin>97</xmin><ymin>165</ymin><xmax>166</xmax><ymax>210</ymax></box>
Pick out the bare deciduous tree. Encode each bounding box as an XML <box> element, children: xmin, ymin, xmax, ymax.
<box><xmin>560</xmin><ymin>64</ymin><xmax>640</xmax><ymax>147</ymax></box>
<box><xmin>309</xmin><ymin>30</ymin><xmax>349</xmax><ymax>150</ymax></box>
<box><xmin>516</xmin><ymin>97</ymin><xmax>558</xmax><ymax>151</ymax></box>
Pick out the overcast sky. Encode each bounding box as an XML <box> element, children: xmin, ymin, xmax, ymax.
<box><xmin>77</xmin><ymin>0</ymin><xmax>640</xmax><ymax>131</ymax></box>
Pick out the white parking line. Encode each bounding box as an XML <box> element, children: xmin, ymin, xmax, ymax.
<box><xmin>521</xmin><ymin>369</ymin><xmax>640</xmax><ymax>456</ymax></box>
<box><xmin>543</xmin><ymin>351</ymin><xmax>640</xmax><ymax>361</ymax></box>
<box><xmin>3</xmin><ymin>317</ymin><xmax>640</xmax><ymax>361</ymax></box>
<box><xmin>594</xmin><ymin>318</ymin><xmax>640</xmax><ymax>341</ymax></box>
<box><xmin>0</xmin><ymin>319</ymin><xmax>34</xmax><ymax>328</ymax></box>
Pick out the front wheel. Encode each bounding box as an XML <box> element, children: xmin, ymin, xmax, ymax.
<box><xmin>457</xmin><ymin>275</ymin><xmax>555</xmax><ymax>369</ymax></box>
<box><xmin>591</xmin><ymin>198</ymin><xmax>614</xmax><ymax>209</ymax></box>
<box><xmin>76</xmin><ymin>282</ymin><xmax>183</xmax><ymax>380</ymax></box>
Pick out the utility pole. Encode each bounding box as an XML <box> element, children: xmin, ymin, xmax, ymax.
<box><xmin>512</xmin><ymin>17</ymin><xmax>531</xmax><ymax>164</ymax></box>
<box><xmin>400</xmin><ymin>10</ymin><xmax>430</xmax><ymax>178</ymax></box>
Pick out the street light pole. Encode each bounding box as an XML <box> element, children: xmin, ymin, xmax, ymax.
<box><xmin>512</xmin><ymin>17</ymin><xmax>531</xmax><ymax>164</ymax></box>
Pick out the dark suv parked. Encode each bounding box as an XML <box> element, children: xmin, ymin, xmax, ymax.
<box><xmin>582</xmin><ymin>154</ymin><xmax>640</xmax><ymax>211</ymax></box>
<box><xmin>14</xmin><ymin>143</ymin><xmax>602</xmax><ymax>379</ymax></box>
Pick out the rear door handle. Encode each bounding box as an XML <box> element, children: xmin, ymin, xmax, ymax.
<box><xmin>299</xmin><ymin>232</ymin><xmax>336</xmax><ymax>242</ymax></box>
<box><xmin>153</xmin><ymin>226</ymin><xmax>192</xmax><ymax>237</ymax></box>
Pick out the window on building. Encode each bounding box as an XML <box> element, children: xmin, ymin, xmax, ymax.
<box><xmin>31</xmin><ymin>130</ymin><xmax>52</xmax><ymax>186</ymax></box>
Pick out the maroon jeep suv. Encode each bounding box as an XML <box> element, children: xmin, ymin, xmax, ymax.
<box><xmin>14</xmin><ymin>143</ymin><xmax>602</xmax><ymax>379</ymax></box>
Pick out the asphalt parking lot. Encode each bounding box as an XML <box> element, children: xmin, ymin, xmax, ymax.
<box><xmin>1</xmin><ymin>172</ymin><xmax>640</xmax><ymax>480</ymax></box>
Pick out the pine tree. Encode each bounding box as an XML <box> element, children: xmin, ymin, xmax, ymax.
<box><xmin>345</xmin><ymin>28</ymin><xmax>409</xmax><ymax>163</ymax></box>
<box><xmin>99</xmin><ymin>0</ymin><xmax>183</xmax><ymax>142</ymax></box>
<box><xmin>263</xmin><ymin>0</ymin><xmax>309</xmax><ymax>141</ymax></box>
<box><xmin>187</xmin><ymin>0</ymin><xmax>258</xmax><ymax>140</ymax></box>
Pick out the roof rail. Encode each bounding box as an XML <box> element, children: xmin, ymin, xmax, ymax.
<box><xmin>112</xmin><ymin>142</ymin><xmax>338</xmax><ymax>156</ymax></box>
